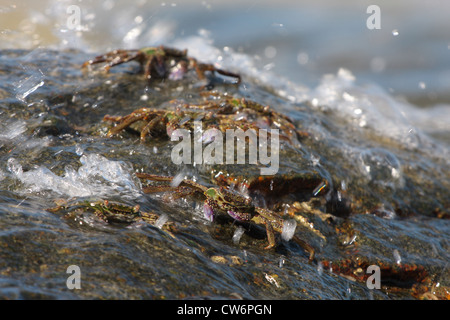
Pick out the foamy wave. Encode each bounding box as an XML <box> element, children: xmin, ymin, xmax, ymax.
<box><xmin>7</xmin><ymin>153</ymin><xmax>141</xmax><ymax>199</ymax></box>
<box><xmin>309</xmin><ymin>69</ymin><xmax>423</xmax><ymax>146</ymax></box>
<box><xmin>172</xmin><ymin>34</ymin><xmax>310</xmax><ymax>102</ymax></box>
<box><xmin>171</xmin><ymin>35</ymin><xmax>448</xmax><ymax>157</ymax></box>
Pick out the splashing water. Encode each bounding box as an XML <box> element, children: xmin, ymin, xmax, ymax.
<box><xmin>7</xmin><ymin>153</ymin><xmax>140</xmax><ymax>199</ymax></box>
<box><xmin>155</xmin><ymin>213</ymin><xmax>169</xmax><ymax>229</ymax></box>
<box><xmin>232</xmin><ymin>226</ymin><xmax>245</xmax><ymax>244</ymax></box>
<box><xmin>358</xmin><ymin>147</ymin><xmax>404</xmax><ymax>188</ymax></box>
<box><xmin>281</xmin><ymin>219</ymin><xmax>297</xmax><ymax>241</ymax></box>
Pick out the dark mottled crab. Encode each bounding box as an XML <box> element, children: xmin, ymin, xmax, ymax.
<box><xmin>82</xmin><ymin>45</ymin><xmax>241</xmax><ymax>84</ymax></box>
<box><xmin>47</xmin><ymin>199</ymin><xmax>177</xmax><ymax>233</ymax></box>
<box><xmin>210</xmin><ymin>168</ymin><xmax>332</xmax><ymax>241</ymax></box>
<box><xmin>103</xmin><ymin>97</ymin><xmax>308</xmax><ymax>144</ymax></box>
<box><xmin>212</xmin><ymin>169</ymin><xmax>330</xmax><ymax>199</ymax></box>
<box><xmin>136</xmin><ymin>172</ymin><xmax>315</xmax><ymax>262</ymax></box>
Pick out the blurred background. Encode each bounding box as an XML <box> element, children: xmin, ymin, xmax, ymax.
<box><xmin>1</xmin><ymin>0</ymin><xmax>449</xmax><ymax>107</ymax></box>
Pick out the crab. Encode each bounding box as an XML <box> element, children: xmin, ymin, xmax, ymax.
<box><xmin>211</xmin><ymin>169</ymin><xmax>330</xmax><ymax>199</ymax></box>
<box><xmin>103</xmin><ymin>97</ymin><xmax>308</xmax><ymax>143</ymax></box>
<box><xmin>136</xmin><ymin>172</ymin><xmax>315</xmax><ymax>262</ymax></box>
<box><xmin>82</xmin><ymin>45</ymin><xmax>241</xmax><ymax>84</ymax></box>
<box><xmin>47</xmin><ymin>199</ymin><xmax>177</xmax><ymax>233</ymax></box>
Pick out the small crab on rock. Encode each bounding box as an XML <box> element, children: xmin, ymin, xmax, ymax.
<box><xmin>103</xmin><ymin>97</ymin><xmax>308</xmax><ymax>144</ymax></box>
<box><xmin>47</xmin><ymin>199</ymin><xmax>177</xmax><ymax>234</ymax></box>
<box><xmin>136</xmin><ymin>172</ymin><xmax>316</xmax><ymax>262</ymax></box>
<box><xmin>82</xmin><ymin>45</ymin><xmax>241</xmax><ymax>84</ymax></box>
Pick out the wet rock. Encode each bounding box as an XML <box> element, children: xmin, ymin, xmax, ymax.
<box><xmin>0</xmin><ymin>49</ymin><xmax>448</xmax><ymax>300</ymax></box>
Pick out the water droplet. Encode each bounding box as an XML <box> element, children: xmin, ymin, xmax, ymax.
<box><xmin>264</xmin><ymin>273</ymin><xmax>280</xmax><ymax>288</ymax></box>
<box><xmin>242</xmin><ymin>250</ymin><xmax>248</xmax><ymax>262</ymax></box>
<box><xmin>317</xmin><ymin>262</ymin><xmax>323</xmax><ymax>276</ymax></box>
<box><xmin>392</xmin><ymin>29</ymin><xmax>399</xmax><ymax>36</ymax></box>
<box><xmin>75</xmin><ymin>145</ymin><xmax>84</xmax><ymax>156</ymax></box>
<box><xmin>271</xmin><ymin>22</ymin><xmax>284</xmax><ymax>28</ymax></box>
<box><xmin>264</xmin><ymin>46</ymin><xmax>277</xmax><ymax>59</ymax></box>
<box><xmin>123</xmin><ymin>26</ymin><xmax>142</xmax><ymax>44</ymax></box>
<box><xmin>281</xmin><ymin>219</ymin><xmax>297</xmax><ymax>241</ymax></box>
<box><xmin>297</xmin><ymin>52</ymin><xmax>309</xmax><ymax>65</ymax></box>
<box><xmin>7</xmin><ymin>158</ymin><xmax>23</xmax><ymax>177</ymax></box>
<box><xmin>359</xmin><ymin>118</ymin><xmax>367</xmax><ymax>127</ymax></box>
<box><xmin>342</xmin><ymin>92</ymin><xmax>355</xmax><ymax>102</ymax></box>
<box><xmin>359</xmin><ymin>148</ymin><xmax>403</xmax><ymax>187</ymax></box>
<box><xmin>155</xmin><ymin>214</ymin><xmax>168</xmax><ymax>229</ymax></box>
<box><xmin>170</xmin><ymin>172</ymin><xmax>185</xmax><ymax>187</ymax></box>
<box><xmin>263</xmin><ymin>62</ymin><xmax>275</xmax><ymax>71</ymax></box>
<box><xmin>14</xmin><ymin>69</ymin><xmax>45</xmax><ymax>102</ymax></box>
<box><xmin>278</xmin><ymin>255</ymin><xmax>286</xmax><ymax>268</ymax></box>
<box><xmin>313</xmin><ymin>181</ymin><xmax>327</xmax><ymax>196</ymax></box>
<box><xmin>310</xmin><ymin>154</ymin><xmax>320</xmax><ymax>166</ymax></box>
<box><xmin>102</xmin><ymin>0</ymin><xmax>115</xmax><ymax>10</ymax></box>
<box><xmin>393</xmin><ymin>249</ymin><xmax>402</xmax><ymax>265</ymax></box>
<box><xmin>232</xmin><ymin>226</ymin><xmax>245</xmax><ymax>244</ymax></box>
<box><xmin>370</xmin><ymin>57</ymin><xmax>386</xmax><ymax>73</ymax></box>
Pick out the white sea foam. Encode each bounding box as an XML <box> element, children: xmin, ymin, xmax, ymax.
<box><xmin>0</xmin><ymin>118</ymin><xmax>53</xmax><ymax>162</ymax></box>
<box><xmin>0</xmin><ymin>120</ymin><xmax>27</xmax><ymax>141</ymax></box>
<box><xmin>308</xmin><ymin>69</ymin><xmax>427</xmax><ymax>148</ymax></box>
<box><xmin>171</xmin><ymin>34</ymin><xmax>448</xmax><ymax>162</ymax></box>
<box><xmin>172</xmin><ymin>34</ymin><xmax>310</xmax><ymax>102</ymax></box>
<box><xmin>9</xmin><ymin>1</ymin><xmax>444</xmax><ymax>157</ymax></box>
<box><xmin>7</xmin><ymin>153</ymin><xmax>140</xmax><ymax>199</ymax></box>
<box><xmin>4</xmin><ymin>2</ymin><xmax>447</xmax><ymax>189</ymax></box>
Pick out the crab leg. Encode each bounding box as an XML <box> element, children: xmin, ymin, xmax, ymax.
<box><xmin>141</xmin><ymin>185</ymin><xmax>181</xmax><ymax>194</ymax></box>
<box><xmin>136</xmin><ymin>173</ymin><xmax>176</xmax><ymax>182</ymax></box>
<box><xmin>140</xmin><ymin>114</ymin><xmax>163</xmax><ymax>142</ymax></box>
<box><xmin>292</xmin><ymin>236</ymin><xmax>315</xmax><ymax>263</ymax></box>
<box><xmin>215</xmin><ymin>68</ymin><xmax>242</xmax><ymax>84</ymax></box>
<box><xmin>82</xmin><ymin>50</ymin><xmax>141</xmax><ymax>72</ymax></box>
<box><xmin>260</xmin><ymin>217</ymin><xmax>276</xmax><ymax>250</ymax></box>
<box><xmin>107</xmin><ymin>114</ymin><xmax>146</xmax><ymax>137</ymax></box>
<box><xmin>136</xmin><ymin>173</ymin><xmax>208</xmax><ymax>192</ymax></box>
<box><xmin>144</xmin><ymin>55</ymin><xmax>167</xmax><ymax>81</ymax></box>
<box><xmin>254</xmin><ymin>207</ymin><xmax>315</xmax><ymax>262</ymax></box>
<box><xmin>104</xmin><ymin>109</ymin><xmax>159</xmax><ymax>137</ymax></box>
<box><xmin>194</xmin><ymin>62</ymin><xmax>241</xmax><ymax>84</ymax></box>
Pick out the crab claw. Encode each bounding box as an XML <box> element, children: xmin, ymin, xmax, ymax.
<box><xmin>227</xmin><ymin>210</ymin><xmax>244</xmax><ymax>222</ymax></box>
<box><xmin>203</xmin><ymin>202</ymin><xmax>214</xmax><ymax>222</ymax></box>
